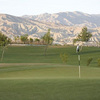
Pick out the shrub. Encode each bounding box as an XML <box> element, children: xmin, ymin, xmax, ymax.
<box><xmin>60</xmin><ymin>53</ymin><xmax>68</xmax><ymax>63</ymax></box>
<box><xmin>87</xmin><ymin>57</ymin><xmax>93</xmax><ymax>66</ymax></box>
<box><xmin>97</xmin><ymin>58</ymin><xmax>100</xmax><ymax>67</ymax></box>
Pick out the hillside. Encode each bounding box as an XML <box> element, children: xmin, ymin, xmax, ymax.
<box><xmin>23</xmin><ymin>11</ymin><xmax>100</xmax><ymax>28</ymax></box>
<box><xmin>0</xmin><ymin>12</ymin><xmax>100</xmax><ymax>45</ymax></box>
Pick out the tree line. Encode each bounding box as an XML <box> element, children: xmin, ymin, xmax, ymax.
<box><xmin>13</xmin><ymin>29</ymin><xmax>53</xmax><ymax>45</ymax></box>
<box><xmin>1</xmin><ymin>27</ymin><xmax>100</xmax><ymax>66</ymax></box>
<box><xmin>0</xmin><ymin>27</ymin><xmax>98</xmax><ymax>61</ymax></box>
<box><xmin>0</xmin><ymin>29</ymin><xmax>53</xmax><ymax>61</ymax></box>
<box><xmin>0</xmin><ymin>27</ymin><xmax>94</xmax><ymax>46</ymax></box>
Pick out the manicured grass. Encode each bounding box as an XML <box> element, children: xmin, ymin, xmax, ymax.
<box><xmin>0</xmin><ymin>63</ymin><xmax>100</xmax><ymax>100</ymax></box>
<box><xmin>0</xmin><ymin>79</ymin><xmax>100</xmax><ymax>100</ymax></box>
<box><xmin>0</xmin><ymin>46</ymin><xmax>100</xmax><ymax>100</ymax></box>
<box><xmin>0</xmin><ymin>64</ymin><xmax>100</xmax><ymax>79</ymax></box>
<box><xmin>0</xmin><ymin>46</ymin><xmax>100</xmax><ymax>67</ymax></box>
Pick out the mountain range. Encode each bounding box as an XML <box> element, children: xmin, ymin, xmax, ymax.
<box><xmin>0</xmin><ymin>11</ymin><xmax>100</xmax><ymax>45</ymax></box>
<box><xmin>23</xmin><ymin>11</ymin><xmax>100</xmax><ymax>28</ymax></box>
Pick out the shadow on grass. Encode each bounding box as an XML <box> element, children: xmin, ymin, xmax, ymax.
<box><xmin>72</xmin><ymin>50</ymin><xmax>100</xmax><ymax>55</ymax></box>
<box><xmin>81</xmin><ymin>50</ymin><xmax>100</xmax><ymax>55</ymax></box>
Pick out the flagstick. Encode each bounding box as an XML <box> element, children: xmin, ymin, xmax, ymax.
<box><xmin>78</xmin><ymin>54</ymin><xmax>81</xmax><ymax>78</ymax></box>
<box><xmin>76</xmin><ymin>44</ymin><xmax>81</xmax><ymax>78</ymax></box>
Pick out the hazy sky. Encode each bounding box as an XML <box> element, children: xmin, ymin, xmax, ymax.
<box><xmin>0</xmin><ymin>0</ymin><xmax>100</xmax><ymax>16</ymax></box>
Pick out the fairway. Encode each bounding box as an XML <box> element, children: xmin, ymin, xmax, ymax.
<box><xmin>0</xmin><ymin>79</ymin><xmax>100</xmax><ymax>100</ymax></box>
<box><xmin>1</xmin><ymin>46</ymin><xmax>100</xmax><ymax>67</ymax></box>
<box><xmin>0</xmin><ymin>46</ymin><xmax>100</xmax><ymax>100</ymax></box>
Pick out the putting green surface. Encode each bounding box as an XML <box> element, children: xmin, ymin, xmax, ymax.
<box><xmin>0</xmin><ymin>63</ymin><xmax>100</xmax><ymax>79</ymax></box>
<box><xmin>0</xmin><ymin>63</ymin><xmax>100</xmax><ymax>100</ymax></box>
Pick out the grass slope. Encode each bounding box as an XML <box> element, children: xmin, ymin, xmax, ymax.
<box><xmin>0</xmin><ymin>46</ymin><xmax>100</xmax><ymax>100</ymax></box>
<box><xmin>0</xmin><ymin>46</ymin><xmax>100</xmax><ymax>67</ymax></box>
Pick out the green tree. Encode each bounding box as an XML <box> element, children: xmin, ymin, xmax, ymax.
<box><xmin>35</xmin><ymin>38</ymin><xmax>40</xmax><ymax>44</ymax></box>
<box><xmin>73</xmin><ymin>27</ymin><xmax>92</xmax><ymax>44</ymax></box>
<box><xmin>42</xmin><ymin>29</ymin><xmax>53</xmax><ymax>56</ymax></box>
<box><xmin>14</xmin><ymin>35</ymin><xmax>20</xmax><ymax>43</ymax></box>
<box><xmin>0</xmin><ymin>32</ymin><xmax>11</xmax><ymax>62</ymax></box>
<box><xmin>29</xmin><ymin>38</ymin><xmax>33</xmax><ymax>44</ymax></box>
<box><xmin>20</xmin><ymin>34</ymin><xmax>28</xmax><ymax>44</ymax></box>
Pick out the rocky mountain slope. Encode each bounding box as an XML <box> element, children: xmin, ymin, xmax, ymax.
<box><xmin>0</xmin><ymin>12</ymin><xmax>100</xmax><ymax>45</ymax></box>
<box><xmin>23</xmin><ymin>11</ymin><xmax>100</xmax><ymax>28</ymax></box>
